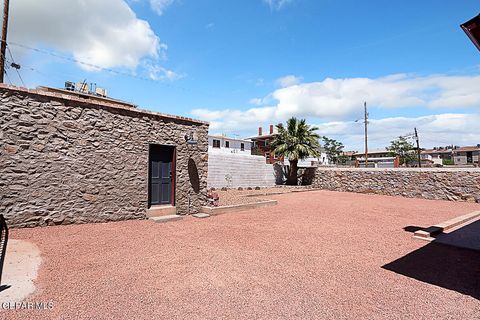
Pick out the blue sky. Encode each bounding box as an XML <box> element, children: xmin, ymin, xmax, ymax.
<box><xmin>6</xmin><ymin>0</ymin><xmax>480</xmax><ymax>150</ymax></box>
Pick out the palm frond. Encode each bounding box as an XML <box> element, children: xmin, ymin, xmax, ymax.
<box><xmin>271</xmin><ymin>117</ymin><xmax>321</xmax><ymax>161</ymax></box>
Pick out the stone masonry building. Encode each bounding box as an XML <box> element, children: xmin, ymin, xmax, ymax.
<box><xmin>0</xmin><ymin>84</ymin><xmax>209</xmax><ymax>227</ymax></box>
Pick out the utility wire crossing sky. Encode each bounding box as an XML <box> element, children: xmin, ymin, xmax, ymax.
<box><xmin>4</xmin><ymin>0</ymin><xmax>480</xmax><ymax>150</ymax></box>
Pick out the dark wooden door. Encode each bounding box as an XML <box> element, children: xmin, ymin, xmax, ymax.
<box><xmin>149</xmin><ymin>145</ymin><xmax>173</xmax><ymax>205</ymax></box>
<box><xmin>467</xmin><ymin>151</ymin><xmax>473</xmax><ymax>163</ymax></box>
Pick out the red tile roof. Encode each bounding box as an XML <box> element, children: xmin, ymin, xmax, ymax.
<box><xmin>421</xmin><ymin>149</ymin><xmax>452</xmax><ymax>154</ymax></box>
<box><xmin>453</xmin><ymin>146</ymin><xmax>480</xmax><ymax>152</ymax></box>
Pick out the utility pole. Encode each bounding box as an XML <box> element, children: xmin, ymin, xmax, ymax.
<box><xmin>364</xmin><ymin>101</ymin><xmax>369</xmax><ymax>168</ymax></box>
<box><xmin>414</xmin><ymin>127</ymin><xmax>421</xmax><ymax>167</ymax></box>
<box><xmin>0</xmin><ymin>0</ymin><xmax>10</xmax><ymax>83</ymax></box>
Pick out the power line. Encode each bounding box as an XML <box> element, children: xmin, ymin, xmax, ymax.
<box><xmin>4</xmin><ymin>68</ymin><xmax>11</xmax><ymax>85</ymax></box>
<box><xmin>6</xmin><ymin>45</ymin><xmax>25</xmax><ymax>87</ymax></box>
<box><xmin>7</xmin><ymin>41</ymin><xmax>189</xmax><ymax>91</ymax></box>
<box><xmin>420</xmin><ymin>136</ymin><xmax>456</xmax><ymax>146</ymax></box>
<box><xmin>419</xmin><ymin>133</ymin><xmax>465</xmax><ymax>147</ymax></box>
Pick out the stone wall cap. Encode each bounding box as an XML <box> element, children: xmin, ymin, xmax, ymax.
<box><xmin>316</xmin><ymin>167</ymin><xmax>480</xmax><ymax>172</ymax></box>
<box><xmin>0</xmin><ymin>83</ymin><xmax>209</xmax><ymax>126</ymax></box>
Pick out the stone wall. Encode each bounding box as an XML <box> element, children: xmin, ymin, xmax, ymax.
<box><xmin>0</xmin><ymin>86</ymin><xmax>209</xmax><ymax>227</ymax></box>
<box><xmin>207</xmin><ymin>152</ymin><xmax>275</xmax><ymax>188</ymax></box>
<box><xmin>312</xmin><ymin>168</ymin><xmax>480</xmax><ymax>203</ymax></box>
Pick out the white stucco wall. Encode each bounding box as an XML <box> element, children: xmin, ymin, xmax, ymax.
<box><xmin>284</xmin><ymin>152</ymin><xmax>329</xmax><ymax>167</ymax></box>
<box><xmin>208</xmin><ymin>136</ymin><xmax>252</xmax><ymax>155</ymax></box>
<box><xmin>207</xmin><ymin>152</ymin><xmax>275</xmax><ymax>188</ymax></box>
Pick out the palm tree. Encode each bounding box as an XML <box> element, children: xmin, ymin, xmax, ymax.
<box><xmin>271</xmin><ymin>117</ymin><xmax>321</xmax><ymax>185</ymax></box>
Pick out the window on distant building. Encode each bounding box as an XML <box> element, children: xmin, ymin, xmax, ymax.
<box><xmin>240</xmin><ymin>143</ymin><xmax>245</xmax><ymax>151</ymax></box>
<box><xmin>265</xmin><ymin>139</ymin><xmax>269</xmax><ymax>146</ymax></box>
<box><xmin>213</xmin><ymin>139</ymin><xmax>220</xmax><ymax>148</ymax></box>
<box><xmin>225</xmin><ymin>141</ymin><xmax>230</xmax><ymax>148</ymax></box>
<box><xmin>265</xmin><ymin>152</ymin><xmax>270</xmax><ymax>161</ymax></box>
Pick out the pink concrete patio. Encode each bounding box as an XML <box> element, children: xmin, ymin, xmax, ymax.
<box><xmin>3</xmin><ymin>190</ymin><xmax>480</xmax><ymax>319</ymax></box>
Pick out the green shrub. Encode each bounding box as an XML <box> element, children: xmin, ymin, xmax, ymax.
<box><xmin>442</xmin><ymin>158</ymin><xmax>454</xmax><ymax>165</ymax></box>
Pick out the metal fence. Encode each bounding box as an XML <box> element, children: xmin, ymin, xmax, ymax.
<box><xmin>0</xmin><ymin>214</ymin><xmax>8</xmax><ymax>286</ymax></box>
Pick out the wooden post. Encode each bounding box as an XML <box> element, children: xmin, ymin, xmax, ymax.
<box><xmin>415</xmin><ymin>127</ymin><xmax>421</xmax><ymax>167</ymax></box>
<box><xmin>0</xmin><ymin>0</ymin><xmax>9</xmax><ymax>83</ymax></box>
<box><xmin>364</xmin><ymin>101</ymin><xmax>368</xmax><ymax>168</ymax></box>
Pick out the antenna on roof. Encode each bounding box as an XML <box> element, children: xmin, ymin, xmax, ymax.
<box><xmin>64</xmin><ymin>79</ymin><xmax>107</xmax><ymax>97</ymax></box>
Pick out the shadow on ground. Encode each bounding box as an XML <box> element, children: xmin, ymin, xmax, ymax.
<box><xmin>383</xmin><ymin>241</ymin><xmax>480</xmax><ymax>300</ymax></box>
<box><xmin>0</xmin><ymin>285</ymin><xmax>11</xmax><ymax>293</ymax></box>
<box><xmin>434</xmin><ymin>219</ymin><xmax>480</xmax><ymax>251</ymax></box>
<box><xmin>403</xmin><ymin>226</ymin><xmax>423</xmax><ymax>233</ymax></box>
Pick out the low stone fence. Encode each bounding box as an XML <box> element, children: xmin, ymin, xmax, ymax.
<box><xmin>312</xmin><ymin>168</ymin><xmax>480</xmax><ymax>203</ymax></box>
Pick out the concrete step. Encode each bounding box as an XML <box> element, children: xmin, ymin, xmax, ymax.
<box><xmin>149</xmin><ymin>215</ymin><xmax>183</xmax><ymax>223</ymax></box>
<box><xmin>192</xmin><ymin>213</ymin><xmax>210</xmax><ymax>219</ymax></box>
<box><xmin>146</xmin><ymin>205</ymin><xmax>176</xmax><ymax>218</ymax></box>
<box><xmin>413</xmin><ymin>210</ymin><xmax>480</xmax><ymax>241</ymax></box>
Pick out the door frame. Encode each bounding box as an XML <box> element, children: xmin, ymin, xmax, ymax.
<box><xmin>466</xmin><ymin>151</ymin><xmax>473</xmax><ymax>164</ymax></box>
<box><xmin>148</xmin><ymin>144</ymin><xmax>176</xmax><ymax>208</ymax></box>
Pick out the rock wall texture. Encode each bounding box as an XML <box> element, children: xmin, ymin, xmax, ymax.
<box><xmin>207</xmin><ymin>152</ymin><xmax>275</xmax><ymax>188</ymax></box>
<box><xmin>0</xmin><ymin>86</ymin><xmax>209</xmax><ymax>227</ymax></box>
<box><xmin>313</xmin><ymin>168</ymin><xmax>480</xmax><ymax>203</ymax></box>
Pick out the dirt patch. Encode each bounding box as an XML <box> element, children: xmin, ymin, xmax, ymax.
<box><xmin>5</xmin><ymin>191</ymin><xmax>480</xmax><ymax>319</ymax></box>
<box><xmin>0</xmin><ymin>239</ymin><xmax>41</xmax><ymax>303</ymax></box>
<box><xmin>213</xmin><ymin>186</ymin><xmax>316</xmax><ymax>206</ymax></box>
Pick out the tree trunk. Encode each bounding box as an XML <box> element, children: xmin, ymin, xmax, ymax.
<box><xmin>286</xmin><ymin>160</ymin><xmax>298</xmax><ymax>185</ymax></box>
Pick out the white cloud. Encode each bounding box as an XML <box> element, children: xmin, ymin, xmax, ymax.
<box><xmin>10</xmin><ymin>0</ymin><xmax>163</xmax><ymax>70</ymax></box>
<box><xmin>270</xmin><ymin>73</ymin><xmax>480</xmax><ymax>120</ymax></box>
<box><xmin>191</xmin><ymin>107</ymin><xmax>277</xmax><ymax>133</ymax></box>
<box><xmin>249</xmin><ymin>98</ymin><xmax>264</xmax><ymax>106</ymax></box>
<box><xmin>145</xmin><ymin>63</ymin><xmax>184</xmax><ymax>81</ymax></box>
<box><xmin>276</xmin><ymin>75</ymin><xmax>302</xmax><ymax>88</ymax></box>
<box><xmin>263</xmin><ymin>0</ymin><xmax>294</xmax><ymax>10</ymax></box>
<box><xmin>192</xmin><ymin>72</ymin><xmax>480</xmax><ymax>146</ymax></box>
<box><xmin>316</xmin><ymin>114</ymin><xmax>480</xmax><ymax>150</ymax></box>
<box><xmin>255</xmin><ymin>78</ymin><xmax>266</xmax><ymax>86</ymax></box>
<box><xmin>149</xmin><ymin>0</ymin><xmax>174</xmax><ymax>15</ymax></box>
<box><xmin>248</xmin><ymin>94</ymin><xmax>273</xmax><ymax>106</ymax></box>
<box><xmin>192</xmin><ymin>73</ymin><xmax>480</xmax><ymax>129</ymax></box>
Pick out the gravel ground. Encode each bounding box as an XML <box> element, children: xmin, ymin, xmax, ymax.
<box><xmin>213</xmin><ymin>186</ymin><xmax>314</xmax><ymax>206</ymax></box>
<box><xmin>4</xmin><ymin>190</ymin><xmax>480</xmax><ymax>319</ymax></box>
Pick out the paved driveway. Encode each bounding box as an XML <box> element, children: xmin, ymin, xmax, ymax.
<box><xmin>3</xmin><ymin>190</ymin><xmax>480</xmax><ymax>319</ymax></box>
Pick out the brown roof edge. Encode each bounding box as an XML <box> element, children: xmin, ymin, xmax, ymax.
<box><xmin>247</xmin><ymin>134</ymin><xmax>276</xmax><ymax>139</ymax></box>
<box><xmin>37</xmin><ymin>86</ymin><xmax>138</xmax><ymax>109</ymax></box>
<box><xmin>0</xmin><ymin>83</ymin><xmax>209</xmax><ymax>126</ymax></box>
<box><xmin>421</xmin><ymin>149</ymin><xmax>452</xmax><ymax>154</ymax></box>
<box><xmin>453</xmin><ymin>146</ymin><xmax>480</xmax><ymax>152</ymax></box>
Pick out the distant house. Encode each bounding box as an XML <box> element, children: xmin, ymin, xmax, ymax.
<box><xmin>208</xmin><ymin>135</ymin><xmax>252</xmax><ymax>155</ymax></box>
<box><xmin>420</xmin><ymin>149</ymin><xmax>452</xmax><ymax>166</ymax></box>
<box><xmin>342</xmin><ymin>151</ymin><xmax>357</xmax><ymax>160</ymax></box>
<box><xmin>248</xmin><ymin>125</ymin><xmax>330</xmax><ymax>166</ymax></box>
<box><xmin>247</xmin><ymin>125</ymin><xmax>279</xmax><ymax>164</ymax></box>
<box><xmin>453</xmin><ymin>146</ymin><xmax>480</xmax><ymax>165</ymax></box>
<box><xmin>206</xmin><ymin>135</ymin><xmax>275</xmax><ymax>188</ymax></box>
<box><xmin>354</xmin><ymin>149</ymin><xmax>399</xmax><ymax>168</ymax></box>
<box><xmin>354</xmin><ymin>149</ymin><xmax>391</xmax><ymax>159</ymax></box>
<box><xmin>284</xmin><ymin>147</ymin><xmax>329</xmax><ymax>167</ymax></box>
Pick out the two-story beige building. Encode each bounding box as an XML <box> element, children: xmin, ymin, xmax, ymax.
<box><xmin>452</xmin><ymin>146</ymin><xmax>480</xmax><ymax>165</ymax></box>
